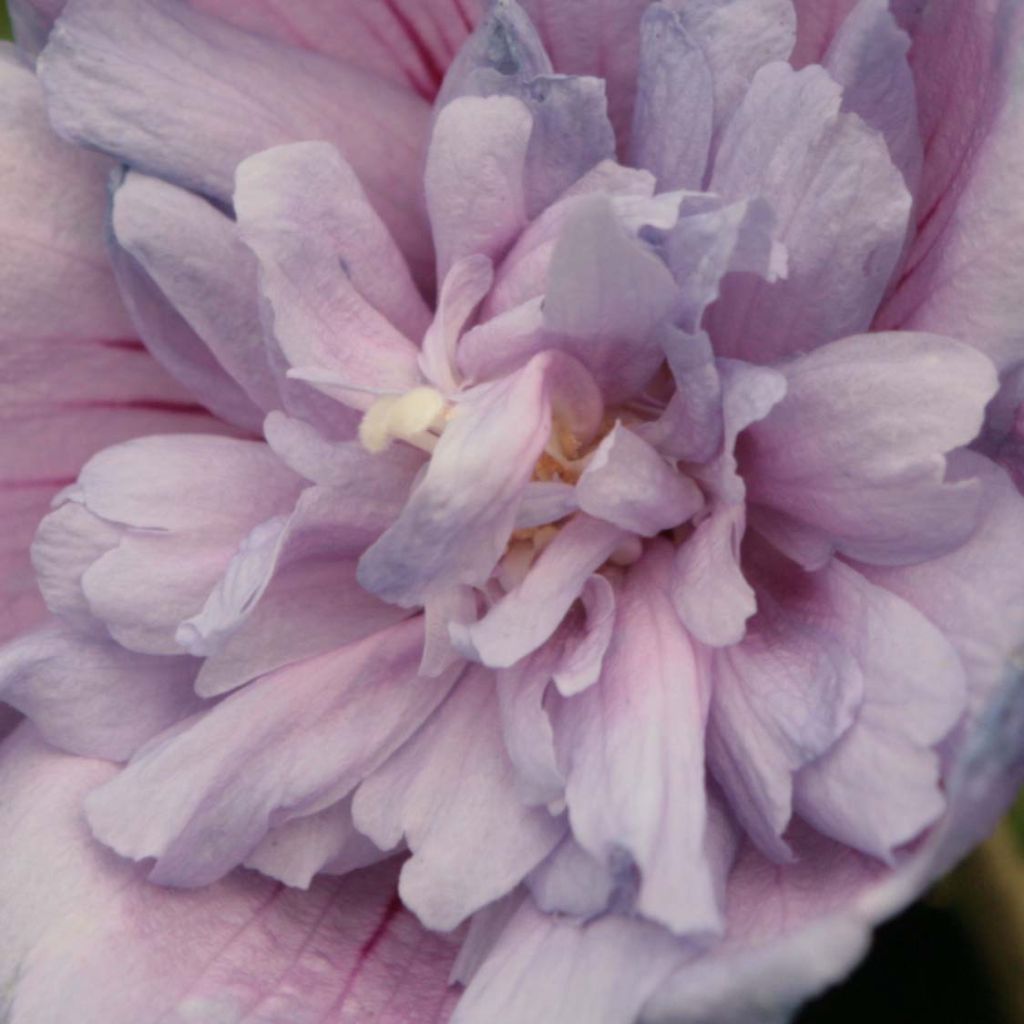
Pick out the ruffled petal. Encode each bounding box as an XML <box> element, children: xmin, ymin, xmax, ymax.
<box><xmin>234</xmin><ymin>144</ymin><xmax>424</xmax><ymax>410</ymax></box>
<box><xmin>452</xmin><ymin>514</ymin><xmax>626</xmax><ymax>668</ymax></box>
<box><xmin>453</xmin><ymin>896</ymin><xmax>683</xmax><ymax>1024</ymax></box>
<box><xmin>743</xmin><ymin>332</ymin><xmax>999</xmax><ymax>568</ymax></box>
<box><xmin>110</xmin><ymin>171</ymin><xmax>275</xmax><ymax>431</ymax></box>
<box><xmin>555</xmin><ymin>542</ymin><xmax>721</xmax><ymax>937</ymax></box>
<box><xmin>353</xmin><ymin>666</ymin><xmax>564</xmax><ymax>931</ymax></box>
<box><xmin>0</xmin><ymin>622</ymin><xmax>203</xmax><ymax>760</ymax></box>
<box><xmin>86</xmin><ymin>617</ymin><xmax>460</xmax><ymax>886</ymax></box>
<box><xmin>707</xmin><ymin>61</ymin><xmax>911</xmax><ymax>363</ymax></box>
<box><xmin>426</xmin><ymin>95</ymin><xmax>533</xmax><ymax>279</ymax></box>
<box><xmin>39</xmin><ymin>0</ymin><xmax>434</xmax><ymax>275</ymax></box>
<box><xmin>576</xmin><ymin>423</ymin><xmax>704</xmax><ymax>536</ymax></box>
<box><xmin>0</xmin><ymin>725</ymin><xmax>459</xmax><ymax>1024</ymax></box>
<box><xmin>876</xmin><ymin>0</ymin><xmax>1024</xmax><ymax>372</ymax></box>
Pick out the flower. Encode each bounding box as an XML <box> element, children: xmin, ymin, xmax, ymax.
<box><xmin>1</xmin><ymin>0</ymin><xmax>1024</xmax><ymax>1021</ymax></box>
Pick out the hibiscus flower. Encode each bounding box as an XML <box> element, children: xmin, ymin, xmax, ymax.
<box><xmin>1</xmin><ymin>1</ymin><xmax>1023</xmax><ymax>1022</ymax></box>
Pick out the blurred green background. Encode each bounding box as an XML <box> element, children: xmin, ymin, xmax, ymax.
<box><xmin>0</xmin><ymin>1</ymin><xmax>1021</xmax><ymax>1020</ymax></box>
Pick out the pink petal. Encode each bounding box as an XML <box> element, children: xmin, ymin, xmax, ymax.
<box><xmin>234</xmin><ymin>145</ymin><xmax>423</xmax><ymax>411</ymax></box>
<box><xmin>743</xmin><ymin>331</ymin><xmax>998</xmax><ymax>568</ymax></box>
<box><xmin>109</xmin><ymin>173</ymin><xmax>273</xmax><ymax>432</ymax></box>
<box><xmin>39</xmin><ymin>0</ymin><xmax>434</xmax><ymax>275</ymax></box>
<box><xmin>876</xmin><ymin>0</ymin><xmax>1024</xmax><ymax>372</ymax></box>
<box><xmin>707</xmin><ymin>61</ymin><xmax>911</xmax><ymax>363</ymax></box>
<box><xmin>426</xmin><ymin>95</ymin><xmax>533</xmax><ymax>280</ymax></box>
<box><xmin>453</xmin><ymin>896</ymin><xmax>683</xmax><ymax>1024</ymax></box>
<box><xmin>353</xmin><ymin>666</ymin><xmax>564</xmax><ymax>931</ymax></box>
<box><xmin>0</xmin><ymin>623</ymin><xmax>203</xmax><ymax>760</ymax></box>
<box><xmin>555</xmin><ymin>542</ymin><xmax>721</xmax><ymax>938</ymax></box>
<box><xmin>0</xmin><ymin>725</ymin><xmax>459</xmax><ymax>1024</ymax></box>
<box><xmin>86</xmin><ymin>617</ymin><xmax>460</xmax><ymax>886</ymax></box>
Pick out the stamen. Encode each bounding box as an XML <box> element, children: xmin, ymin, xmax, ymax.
<box><xmin>359</xmin><ymin>386</ymin><xmax>448</xmax><ymax>454</ymax></box>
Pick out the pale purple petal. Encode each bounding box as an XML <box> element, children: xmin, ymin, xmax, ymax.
<box><xmin>453</xmin><ymin>897</ymin><xmax>683</xmax><ymax>1024</ymax></box>
<box><xmin>110</xmin><ymin>170</ymin><xmax>279</xmax><ymax>428</ymax></box>
<box><xmin>234</xmin><ymin>146</ymin><xmax>423</xmax><ymax>411</ymax></box>
<box><xmin>743</xmin><ymin>331</ymin><xmax>999</xmax><ymax>568</ymax></box>
<box><xmin>352</xmin><ymin>667</ymin><xmax>564</xmax><ymax>931</ymax></box>
<box><xmin>630</xmin><ymin>3</ymin><xmax>713</xmax><ymax>191</ymax></box>
<box><xmin>555</xmin><ymin>542</ymin><xmax>721</xmax><ymax>937</ymax></box>
<box><xmin>707</xmin><ymin>61</ymin><xmax>911</xmax><ymax>363</ymax></box>
<box><xmin>553</xmin><ymin>573</ymin><xmax>615</xmax><ymax>697</ymax></box>
<box><xmin>243</xmin><ymin>794</ymin><xmax>387</xmax><ymax>889</ymax></box>
<box><xmin>39</xmin><ymin>0</ymin><xmax>434</xmax><ymax>277</ymax></box>
<box><xmin>0</xmin><ymin>623</ymin><xmax>203</xmax><ymax>760</ymax></box>
<box><xmin>576</xmin><ymin>422</ymin><xmax>704</xmax><ymax>536</ymax></box>
<box><xmin>85</xmin><ymin>618</ymin><xmax>459</xmax><ymax>885</ymax></box>
<box><xmin>527</xmin><ymin>835</ymin><xmax>615</xmax><ymax>918</ymax></box>
<box><xmin>452</xmin><ymin>514</ymin><xmax>626</xmax><ymax>669</ymax></box>
<box><xmin>824</xmin><ymin>0</ymin><xmax>922</xmax><ymax>192</ymax></box>
<box><xmin>426</xmin><ymin>95</ymin><xmax>533</xmax><ymax>279</ymax></box>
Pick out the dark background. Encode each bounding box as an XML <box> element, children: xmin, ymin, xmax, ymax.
<box><xmin>1</xmin><ymin>2</ymin><xmax>1021</xmax><ymax>1020</ymax></box>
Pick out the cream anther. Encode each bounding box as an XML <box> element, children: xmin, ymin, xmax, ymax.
<box><xmin>359</xmin><ymin>386</ymin><xmax>447</xmax><ymax>454</ymax></box>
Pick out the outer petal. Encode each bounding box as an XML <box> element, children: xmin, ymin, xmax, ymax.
<box><xmin>111</xmin><ymin>170</ymin><xmax>277</xmax><ymax>431</ymax></box>
<box><xmin>555</xmin><ymin>542</ymin><xmax>721</xmax><ymax>937</ymax></box>
<box><xmin>0</xmin><ymin>725</ymin><xmax>460</xmax><ymax>1024</ymax></box>
<box><xmin>353</xmin><ymin>667</ymin><xmax>564</xmax><ymax>931</ymax></box>
<box><xmin>743</xmin><ymin>332</ymin><xmax>998</xmax><ymax>568</ymax></box>
<box><xmin>86</xmin><ymin>617</ymin><xmax>460</xmax><ymax>886</ymax></box>
<box><xmin>454</xmin><ymin>897</ymin><xmax>683</xmax><ymax>1024</ymax></box>
<box><xmin>14</xmin><ymin>0</ymin><xmax>480</xmax><ymax>91</ymax></box>
<box><xmin>38</xmin><ymin>0</ymin><xmax>434</xmax><ymax>276</ymax></box>
<box><xmin>707</xmin><ymin>61</ymin><xmax>911</xmax><ymax>363</ymax></box>
<box><xmin>876</xmin><ymin>0</ymin><xmax>1024</xmax><ymax>372</ymax></box>
<box><xmin>0</xmin><ymin>623</ymin><xmax>203</xmax><ymax>760</ymax></box>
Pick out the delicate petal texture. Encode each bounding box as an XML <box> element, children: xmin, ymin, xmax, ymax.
<box><xmin>706</xmin><ymin>595</ymin><xmax>863</xmax><ymax>862</ymax></box>
<box><xmin>39</xmin><ymin>0</ymin><xmax>434</xmax><ymax>274</ymax></box>
<box><xmin>528</xmin><ymin>835</ymin><xmax>615</xmax><ymax>917</ymax></box>
<box><xmin>669</xmin><ymin>0</ymin><xmax>798</xmax><ymax>145</ymax></box>
<box><xmin>234</xmin><ymin>146</ymin><xmax>423</xmax><ymax>410</ymax></box>
<box><xmin>553</xmin><ymin>573</ymin><xmax>616</xmax><ymax>697</ymax></box>
<box><xmin>426</xmin><ymin>95</ymin><xmax>533</xmax><ymax>278</ymax></box>
<box><xmin>0</xmin><ymin>726</ymin><xmax>460</xmax><ymax>1024</ymax></box>
<box><xmin>0</xmin><ymin>47</ymin><xmax>222</xmax><ymax>641</ymax></box>
<box><xmin>743</xmin><ymin>332</ymin><xmax>999</xmax><ymax>568</ymax></box>
<box><xmin>876</xmin><ymin>0</ymin><xmax>1024</xmax><ymax>372</ymax></box>
<box><xmin>790</xmin><ymin>562</ymin><xmax>966</xmax><ymax>860</ymax></box>
<box><xmin>630</xmin><ymin>3</ymin><xmax>713</xmax><ymax>191</ymax></box>
<box><xmin>454</xmin><ymin>897</ymin><xmax>683</xmax><ymax>1024</ymax></box>
<box><xmin>453</xmin><ymin>514</ymin><xmax>627</xmax><ymax>668</ymax></box>
<box><xmin>353</xmin><ymin>668</ymin><xmax>564</xmax><ymax>930</ymax></box>
<box><xmin>707</xmin><ymin>61</ymin><xmax>911</xmax><ymax>363</ymax></box>
<box><xmin>0</xmin><ymin>623</ymin><xmax>202</xmax><ymax>760</ymax></box>
<box><xmin>244</xmin><ymin>795</ymin><xmax>387</xmax><ymax>889</ymax></box>
<box><xmin>86</xmin><ymin>618</ymin><xmax>459</xmax><ymax>885</ymax></box>
<box><xmin>577</xmin><ymin>423</ymin><xmax>704</xmax><ymax>536</ymax></box>
<box><xmin>111</xmin><ymin>170</ymin><xmax>275</xmax><ymax>430</ymax></box>
<box><xmin>556</xmin><ymin>542</ymin><xmax>721</xmax><ymax>937</ymax></box>
<box><xmin>823</xmin><ymin>0</ymin><xmax>922</xmax><ymax>191</ymax></box>
<box><xmin>68</xmin><ymin>435</ymin><xmax>301</xmax><ymax>653</ymax></box>
<box><xmin>517</xmin><ymin>0</ymin><xmax>651</xmax><ymax>141</ymax></box>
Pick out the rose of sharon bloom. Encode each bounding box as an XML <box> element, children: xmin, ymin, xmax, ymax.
<box><xmin>2</xmin><ymin>0</ymin><xmax>1024</xmax><ymax>1021</ymax></box>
